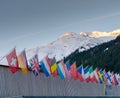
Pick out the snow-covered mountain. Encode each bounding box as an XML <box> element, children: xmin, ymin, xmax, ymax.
<box><xmin>0</xmin><ymin>29</ymin><xmax>120</xmax><ymax>66</ymax></box>
<box><xmin>27</xmin><ymin>29</ymin><xmax>120</xmax><ymax>61</ymax></box>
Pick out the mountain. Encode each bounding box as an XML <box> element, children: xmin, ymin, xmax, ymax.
<box><xmin>0</xmin><ymin>29</ymin><xmax>120</xmax><ymax>66</ymax></box>
<box><xmin>64</xmin><ymin>36</ymin><xmax>120</xmax><ymax>73</ymax></box>
<box><xmin>27</xmin><ymin>29</ymin><xmax>120</xmax><ymax>61</ymax></box>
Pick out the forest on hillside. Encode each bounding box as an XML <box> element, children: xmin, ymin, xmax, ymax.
<box><xmin>64</xmin><ymin>36</ymin><xmax>120</xmax><ymax>73</ymax></box>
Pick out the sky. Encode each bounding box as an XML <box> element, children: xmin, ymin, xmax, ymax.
<box><xmin>0</xmin><ymin>0</ymin><xmax>120</xmax><ymax>56</ymax></box>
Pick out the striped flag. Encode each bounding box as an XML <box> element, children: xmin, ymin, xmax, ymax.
<box><xmin>50</xmin><ymin>57</ymin><xmax>58</xmax><ymax>77</ymax></box>
<box><xmin>40</xmin><ymin>55</ymin><xmax>51</xmax><ymax>77</ymax></box>
<box><xmin>89</xmin><ymin>67</ymin><xmax>94</xmax><ymax>82</ymax></box>
<box><xmin>84</xmin><ymin>66</ymin><xmax>90</xmax><ymax>82</ymax></box>
<box><xmin>58</xmin><ymin>61</ymin><xmax>66</xmax><ymax>79</ymax></box>
<box><xmin>93</xmin><ymin>68</ymin><xmax>99</xmax><ymax>83</ymax></box>
<box><xmin>17</xmin><ymin>50</ymin><xmax>28</xmax><ymax>74</ymax></box>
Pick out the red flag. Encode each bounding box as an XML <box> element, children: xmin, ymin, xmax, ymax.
<box><xmin>92</xmin><ymin>68</ymin><xmax>99</xmax><ymax>83</ymax></box>
<box><xmin>6</xmin><ymin>48</ymin><xmax>19</xmax><ymax>73</ymax></box>
<box><xmin>70</xmin><ymin>62</ymin><xmax>78</xmax><ymax>80</ymax></box>
<box><xmin>111</xmin><ymin>72</ymin><xmax>116</xmax><ymax>86</ymax></box>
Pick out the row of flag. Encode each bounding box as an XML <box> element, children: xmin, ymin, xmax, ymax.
<box><xmin>3</xmin><ymin>48</ymin><xmax>120</xmax><ymax>86</ymax></box>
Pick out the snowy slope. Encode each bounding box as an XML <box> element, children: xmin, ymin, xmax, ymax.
<box><xmin>26</xmin><ymin>31</ymin><xmax>117</xmax><ymax>61</ymax></box>
<box><xmin>0</xmin><ymin>29</ymin><xmax>120</xmax><ymax>66</ymax></box>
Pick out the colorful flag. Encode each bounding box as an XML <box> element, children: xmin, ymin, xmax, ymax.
<box><xmin>70</xmin><ymin>62</ymin><xmax>78</xmax><ymax>80</ymax></box>
<box><xmin>58</xmin><ymin>61</ymin><xmax>66</xmax><ymax>79</ymax></box>
<box><xmin>115</xmin><ymin>74</ymin><xmax>120</xmax><ymax>86</ymax></box>
<box><xmin>17</xmin><ymin>50</ymin><xmax>28</xmax><ymax>74</ymax></box>
<box><xmin>65</xmin><ymin>60</ymin><xmax>70</xmax><ymax>71</ymax></box>
<box><xmin>6</xmin><ymin>48</ymin><xmax>19</xmax><ymax>73</ymax></box>
<box><xmin>50</xmin><ymin>57</ymin><xmax>58</xmax><ymax>77</ymax></box>
<box><xmin>102</xmin><ymin>69</ymin><xmax>107</xmax><ymax>84</ymax></box>
<box><xmin>84</xmin><ymin>66</ymin><xmax>90</xmax><ymax>82</ymax></box>
<box><xmin>98</xmin><ymin>69</ymin><xmax>104</xmax><ymax>84</ymax></box>
<box><xmin>29</xmin><ymin>54</ymin><xmax>40</xmax><ymax>76</ymax></box>
<box><xmin>64</xmin><ymin>60</ymin><xmax>71</xmax><ymax>79</ymax></box>
<box><xmin>114</xmin><ymin>74</ymin><xmax>119</xmax><ymax>86</ymax></box>
<box><xmin>93</xmin><ymin>68</ymin><xmax>99</xmax><ymax>83</ymax></box>
<box><xmin>111</xmin><ymin>72</ymin><xmax>119</xmax><ymax>86</ymax></box>
<box><xmin>40</xmin><ymin>55</ymin><xmax>51</xmax><ymax>77</ymax></box>
<box><xmin>89</xmin><ymin>67</ymin><xmax>94</xmax><ymax>82</ymax></box>
<box><xmin>111</xmin><ymin>72</ymin><xmax>116</xmax><ymax>85</ymax></box>
<box><xmin>77</xmin><ymin>65</ymin><xmax>84</xmax><ymax>82</ymax></box>
<box><xmin>106</xmin><ymin>71</ymin><xmax>112</xmax><ymax>85</ymax></box>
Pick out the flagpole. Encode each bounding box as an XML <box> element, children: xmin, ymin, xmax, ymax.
<box><xmin>103</xmin><ymin>84</ymin><xmax>106</xmax><ymax>95</ymax></box>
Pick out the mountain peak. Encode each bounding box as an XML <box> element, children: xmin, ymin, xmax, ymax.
<box><xmin>79</xmin><ymin>32</ymin><xmax>90</xmax><ymax>37</ymax></box>
<box><xmin>90</xmin><ymin>29</ymin><xmax>120</xmax><ymax>38</ymax></box>
<box><xmin>60</xmin><ymin>32</ymin><xmax>75</xmax><ymax>38</ymax></box>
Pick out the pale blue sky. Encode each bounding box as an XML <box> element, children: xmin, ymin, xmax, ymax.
<box><xmin>0</xmin><ymin>0</ymin><xmax>120</xmax><ymax>56</ymax></box>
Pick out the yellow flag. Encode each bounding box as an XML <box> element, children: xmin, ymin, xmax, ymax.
<box><xmin>51</xmin><ymin>63</ymin><xmax>57</xmax><ymax>73</ymax></box>
<box><xmin>17</xmin><ymin>50</ymin><xmax>28</xmax><ymax>74</ymax></box>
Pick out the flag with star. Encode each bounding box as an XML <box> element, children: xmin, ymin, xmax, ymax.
<box><xmin>6</xmin><ymin>48</ymin><xmax>19</xmax><ymax>73</ymax></box>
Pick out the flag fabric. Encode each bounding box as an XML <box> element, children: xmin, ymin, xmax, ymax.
<box><xmin>17</xmin><ymin>50</ymin><xmax>28</xmax><ymax>74</ymax></box>
<box><xmin>111</xmin><ymin>72</ymin><xmax>116</xmax><ymax>86</ymax></box>
<box><xmin>114</xmin><ymin>74</ymin><xmax>119</xmax><ymax>86</ymax></box>
<box><xmin>84</xmin><ymin>66</ymin><xmax>90</xmax><ymax>82</ymax></box>
<box><xmin>98</xmin><ymin>69</ymin><xmax>104</xmax><ymax>84</ymax></box>
<box><xmin>106</xmin><ymin>71</ymin><xmax>112</xmax><ymax>85</ymax></box>
<box><xmin>65</xmin><ymin>60</ymin><xmax>70</xmax><ymax>71</ymax></box>
<box><xmin>70</xmin><ymin>62</ymin><xmax>78</xmax><ymax>80</ymax></box>
<box><xmin>117</xmin><ymin>74</ymin><xmax>120</xmax><ymax>82</ymax></box>
<box><xmin>57</xmin><ymin>61</ymin><xmax>66</xmax><ymax>79</ymax></box>
<box><xmin>115</xmin><ymin>74</ymin><xmax>120</xmax><ymax>86</ymax></box>
<box><xmin>40</xmin><ymin>55</ymin><xmax>51</xmax><ymax>77</ymax></box>
<box><xmin>29</xmin><ymin>54</ymin><xmax>40</xmax><ymax>76</ymax></box>
<box><xmin>64</xmin><ymin>60</ymin><xmax>71</xmax><ymax>79</ymax></box>
<box><xmin>89</xmin><ymin>67</ymin><xmax>94</xmax><ymax>82</ymax></box>
<box><xmin>111</xmin><ymin>72</ymin><xmax>119</xmax><ymax>86</ymax></box>
<box><xmin>77</xmin><ymin>65</ymin><xmax>84</xmax><ymax>82</ymax></box>
<box><xmin>93</xmin><ymin>68</ymin><xmax>99</xmax><ymax>83</ymax></box>
<box><xmin>50</xmin><ymin>57</ymin><xmax>58</xmax><ymax>77</ymax></box>
<box><xmin>6</xmin><ymin>48</ymin><xmax>19</xmax><ymax>73</ymax></box>
<box><xmin>102</xmin><ymin>69</ymin><xmax>107</xmax><ymax>84</ymax></box>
